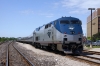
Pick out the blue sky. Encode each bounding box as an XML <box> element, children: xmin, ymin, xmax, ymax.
<box><xmin>0</xmin><ymin>0</ymin><xmax>100</xmax><ymax>38</ymax></box>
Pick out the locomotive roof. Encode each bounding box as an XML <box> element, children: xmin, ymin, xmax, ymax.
<box><xmin>35</xmin><ymin>16</ymin><xmax>81</xmax><ymax>31</ymax></box>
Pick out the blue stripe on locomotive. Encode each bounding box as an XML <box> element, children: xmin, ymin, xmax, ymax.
<box><xmin>52</xmin><ymin>17</ymin><xmax>83</xmax><ymax>35</ymax></box>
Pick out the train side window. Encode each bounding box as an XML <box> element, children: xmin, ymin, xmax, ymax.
<box><xmin>80</xmin><ymin>20</ymin><xmax>82</xmax><ymax>25</ymax></box>
<box><xmin>54</xmin><ymin>21</ymin><xmax>56</xmax><ymax>25</ymax></box>
<box><xmin>45</xmin><ymin>25</ymin><xmax>48</xmax><ymax>29</ymax></box>
<box><xmin>36</xmin><ymin>37</ymin><xmax>38</xmax><ymax>41</ymax></box>
<box><xmin>48</xmin><ymin>23</ymin><xmax>51</xmax><ymax>27</ymax></box>
<box><xmin>45</xmin><ymin>25</ymin><xmax>46</xmax><ymax>29</ymax></box>
<box><xmin>45</xmin><ymin>23</ymin><xmax>52</xmax><ymax>29</ymax></box>
<box><xmin>36</xmin><ymin>36</ymin><xmax>40</xmax><ymax>41</ymax></box>
<box><xmin>38</xmin><ymin>27</ymin><xmax>40</xmax><ymax>31</ymax></box>
<box><xmin>36</xmin><ymin>27</ymin><xmax>40</xmax><ymax>31</ymax></box>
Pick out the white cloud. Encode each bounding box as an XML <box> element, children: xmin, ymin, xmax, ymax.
<box><xmin>46</xmin><ymin>15</ymin><xmax>54</xmax><ymax>18</ymax></box>
<box><xmin>20</xmin><ymin>10</ymin><xmax>34</xmax><ymax>15</ymax></box>
<box><xmin>61</xmin><ymin>0</ymin><xmax>81</xmax><ymax>8</ymax></box>
<box><xmin>40</xmin><ymin>13</ymin><xmax>54</xmax><ymax>18</ymax></box>
<box><xmin>69</xmin><ymin>10</ymin><xmax>80</xmax><ymax>14</ymax></box>
<box><xmin>80</xmin><ymin>0</ymin><xmax>100</xmax><ymax>9</ymax></box>
<box><xmin>55</xmin><ymin>0</ymin><xmax>100</xmax><ymax>14</ymax></box>
<box><xmin>62</xmin><ymin>0</ymin><xmax>100</xmax><ymax>9</ymax></box>
<box><xmin>53</xmin><ymin>2</ymin><xmax>60</xmax><ymax>8</ymax></box>
<box><xmin>20</xmin><ymin>10</ymin><xmax>54</xmax><ymax>17</ymax></box>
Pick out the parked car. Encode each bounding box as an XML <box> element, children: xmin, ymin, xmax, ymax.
<box><xmin>85</xmin><ymin>40</ymin><xmax>98</xmax><ymax>46</ymax></box>
<box><xmin>85</xmin><ymin>40</ymin><xmax>92</xmax><ymax>46</ymax></box>
<box><xmin>95</xmin><ymin>40</ymin><xmax>100</xmax><ymax>46</ymax></box>
<box><xmin>92</xmin><ymin>42</ymin><xmax>98</xmax><ymax>46</ymax></box>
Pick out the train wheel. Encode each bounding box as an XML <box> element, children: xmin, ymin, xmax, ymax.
<box><xmin>37</xmin><ymin>43</ymin><xmax>41</xmax><ymax>48</ymax></box>
<box><xmin>40</xmin><ymin>45</ymin><xmax>43</xmax><ymax>49</ymax></box>
<box><xmin>51</xmin><ymin>44</ymin><xmax>57</xmax><ymax>51</ymax></box>
<box><xmin>34</xmin><ymin>43</ymin><xmax>37</xmax><ymax>48</ymax></box>
<box><xmin>72</xmin><ymin>49</ymin><xmax>80</xmax><ymax>56</ymax></box>
<box><xmin>34</xmin><ymin>43</ymin><xmax>36</xmax><ymax>47</ymax></box>
<box><xmin>46</xmin><ymin>46</ymin><xmax>51</xmax><ymax>50</ymax></box>
<box><xmin>78</xmin><ymin>48</ymin><xmax>83</xmax><ymax>54</ymax></box>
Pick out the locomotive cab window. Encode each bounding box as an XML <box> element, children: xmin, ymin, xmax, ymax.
<box><xmin>45</xmin><ymin>25</ymin><xmax>48</xmax><ymax>29</ymax></box>
<box><xmin>71</xmin><ymin>20</ymin><xmax>81</xmax><ymax>24</ymax></box>
<box><xmin>54</xmin><ymin>21</ymin><xmax>57</xmax><ymax>26</ymax></box>
<box><xmin>45</xmin><ymin>23</ymin><xmax>51</xmax><ymax>29</ymax></box>
<box><xmin>60</xmin><ymin>20</ymin><xmax>69</xmax><ymax>24</ymax></box>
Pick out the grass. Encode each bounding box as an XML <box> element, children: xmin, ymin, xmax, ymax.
<box><xmin>92</xmin><ymin>46</ymin><xmax>100</xmax><ymax>48</ymax></box>
<box><xmin>86</xmin><ymin>45</ymin><xmax>100</xmax><ymax>48</ymax></box>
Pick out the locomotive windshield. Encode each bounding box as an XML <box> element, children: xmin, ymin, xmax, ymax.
<box><xmin>60</xmin><ymin>20</ymin><xmax>69</xmax><ymax>24</ymax></box>
<box><xmin>71</xmin><ymin>20</ymin><xmax>81</xmax><ymax>24</ymax></box>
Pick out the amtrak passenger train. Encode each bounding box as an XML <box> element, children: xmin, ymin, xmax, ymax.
<box><xmin>32</xmin><ymin>16</ymin><xmax>83</xmax><ymax>54</ymax></box>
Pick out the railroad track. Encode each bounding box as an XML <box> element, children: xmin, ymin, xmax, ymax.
<box><xmin>0</xmin><ymin>41</ymin><xmax>11</xmax><ymax>66</ymax></box>
<box><xmin>0</xmin><ymin>42</ymin><xmax>6</xmax><ymax>45</ymax></box>
<box><xmin>74</xmin><ymin>54</ymin><xmax>100</xmax><ymax>64</ymax></box>
<box><xmin>66</xmin><ymin>53</ymin><xmax>100</xmax><ymax>66</ymax></box>
<box><xmin>0</xmin><ymin>42</ymin><xmax>3</xmax><ymax>45</ymax></box>
<box><xmin>6</xmin><ymin>41</ymin><xmax>34</xmax><ymax>66</ymax></box>
<box><xmin>83</xmin><ymin>50</ymin><xmax>100</xmax><ymax>55</ymax></box>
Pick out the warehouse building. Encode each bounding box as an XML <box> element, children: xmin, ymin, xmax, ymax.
<box><xmin>87</xmin><ymin>8</ymin><xmax>100</xmax><ymax>37</ymax></box>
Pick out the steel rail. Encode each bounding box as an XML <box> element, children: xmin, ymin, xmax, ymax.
<box><xmin>6</xmin><ymin>43</ymin><xmax>9</xmax><ymax>66</ymax></box>
<box><xmin>74</xmin><ymin>56</ymin><xmax>100</xmax><ymax>64</ymax></box>
<box><xmin>66</xmin><ymin>55</ymin><xmax>100</xmax><ymax>66</ymax></box>
<box><xmin>13</xmin><ymin>43</ymin><xmax>34</xmax><ymax>66</ymax></box>
<box><xmin>80</xmin><ymin>54</ymin><xmax>100</xmax><ymax>61</ymax></box>
<box><xmin>6</xmin><ymin>41</ymin><xmax>13</xmax><ymax>66</ymax></box>
<box><xmin>83</xmin><ymin>50</ymin><xmax>100</xmax><ymax>55</ymax></box>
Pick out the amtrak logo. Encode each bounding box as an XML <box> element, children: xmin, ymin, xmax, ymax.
<box><xmin>47</xmin><ymin>32</ymin><xmax>51</xmax><ymax>38</ymax></box>
<box><xmin>69</xmin><ymin>25</ymin><xmax>74</xmax><ymax>30</ymax></box>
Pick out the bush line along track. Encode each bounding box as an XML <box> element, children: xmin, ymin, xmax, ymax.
<box><xmin>6</xmin><ymin>41</ymin><xmax>34</xmax><ymax>66</ymax></box>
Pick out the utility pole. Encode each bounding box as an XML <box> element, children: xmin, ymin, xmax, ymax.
<box><xmin>88</xmin><ymin>8</ymin><xmax>95</xmax><ymax>48</ymax></box>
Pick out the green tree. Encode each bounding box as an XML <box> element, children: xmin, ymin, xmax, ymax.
<box><xmin>0</xmin><ymin>37</ymin><xmax>17</xmax><ymax>42</ymax></box>
<box><xmin>87</xmin><ymin>37</ymin><xmax>91</xmax><ymax>40</ymax></box>
<box><xmin>92</xmin><ymin>32</ymin><xmax>100</xmax><ymax>41</ymax></box>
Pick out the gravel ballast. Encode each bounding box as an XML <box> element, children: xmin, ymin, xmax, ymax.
<box><xmin>15</xmin><ymin>42</ymin><xmax>93</xmax><ymax>66</ymax></box>
<box><xmin>9</xmin><ymin>42</ymin><xmax>30</xmax><ymax>66</ymax></box>
<box><xmin>0</xmin><ymin>42</ymin><xmax>8</xmax><ymax>65</ymax></box>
